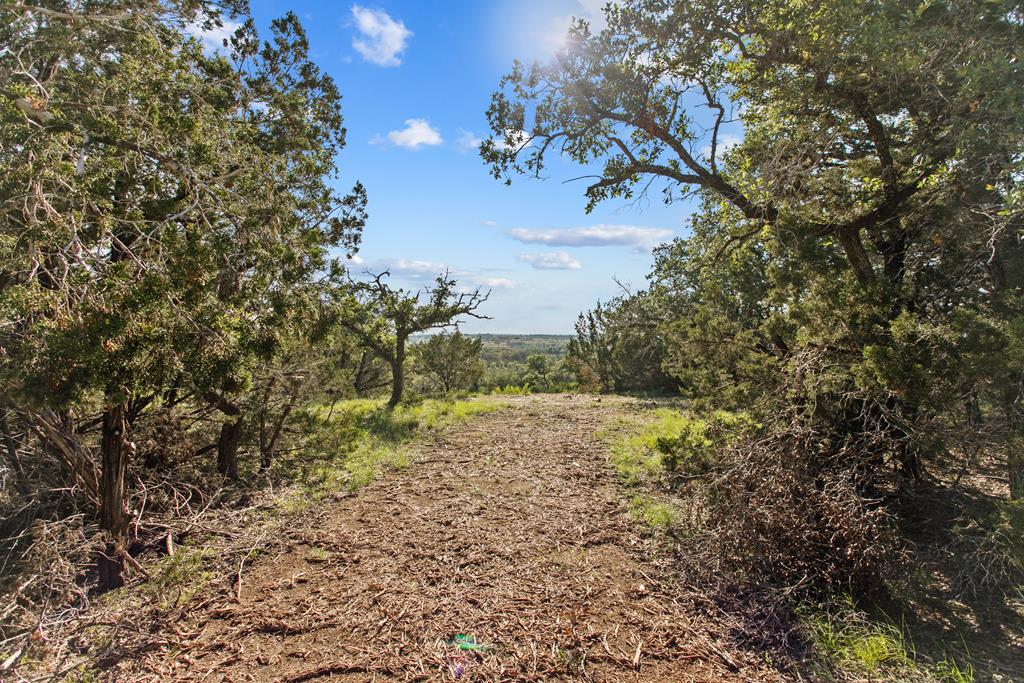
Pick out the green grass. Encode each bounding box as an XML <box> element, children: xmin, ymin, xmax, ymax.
<box><xmin>809</xmin><ymin>611</ymin><xmax>911</xmax><ymax>672</ymax></box>
<box><xmin>804</xmin><ymin>598</ymin><xmax>975</xmax><ymax>682</ymax></box>
<box><xmin>490</xmin><ymin>383</ymin><xmax>532</xmax><ymax>396</ymax></box>
<box><xmin>143</xmin><ymin>548</ymin><xmax>215</xmax><ymax>610</ymax></box>
<box><xmin>279</xmin><ymin>396</ymin><xmax>505</xmax><ymax>498</ymax></box>
<box><xmin>630</xmin><ymin>494</ymin><xmax>678</xmax><ymax>529</ymax></box>
<box><xmin>600</xmin><ymin>408</ymin><xmax>753</xmax><ymax>487</ymax></box>
<box><xmin>600</xmin><ymin>409</ymin><xmax>685</xmax><ymax>485</ymax></box>
<box><xmin>307</xmin><ymin>546</ymin><xmax>331</xmax><ymax>562</ymax></box>
<box><xmin>933</xmin><ymin>657</ymin><xmax>974</xmax><ymax>683</ymax></box>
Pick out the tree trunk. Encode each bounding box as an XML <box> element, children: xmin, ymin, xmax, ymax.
<box><xmin>1006</xmin><ymin>373</ymin><xmax>1023</xmax><ymax>500</ymax></box>
<box><xmin>388</xmin><ymin>337</ymin><xmax>407</xmax><ymax>410</ymax></box>
<box><xmin>259</xmin><ymin>396</ymin><xmax>295</xmax><ymax>474</ymax></box>
<box><xmin>1010</xmin><ymin>445</ymin><xmax>1023</xmax><ymax>500</ymax></box>
<box><xmin>100</xmin><ymin>403</ymin><xmax>130</xmax><ymax>537</ymax></box>
<box><xmin>99</xmin><ymin>402</ymin><xmax>130</xmax><ymax>589</ymax></box>
<box><xmin>836</xmin><ymin>226</ymin><xmax>877</xmax><ymax>288</ymax></box>
<box><xmin>354</xmin><ymin>351</ymin><xmax>371</xmax><ymax>395</ymax></box>
<box><xmin>217</xmin><ymin>418</ymin><xmax>242</xmax><ymax>479</ymax></box>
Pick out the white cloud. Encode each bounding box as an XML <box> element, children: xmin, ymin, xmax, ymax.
<box><xmin>377</xmin><ymin>257</ymin><xmax>454</xmax><ymax>277</ymax></box>
<box><xmin>518</xmin><ymin>252</ymin><xmax>582</xmax><ymax>270</ymax></box>
<box><xmin>507</xmin><ymin>224</ymin><xmax>673</xmax><ymax>249</ymax></box>
<box><xmin>456</xmin><ymin>129</ymin><xmax>482</xmax><ymax>152</ymax></box>
<box><xmin>347</xmin><ymin>253</ymin><xmax>365</xmax><ymax>265</ymax></box>
<box><xmin>186</xmin><ymin>18</ymin><xmax>241</xmax><ymax>53</ymax></box>
<box><xmin>700</xmin><ymin>133</ymin><xmax>742</xmax><ymax>162</ymax></box>
<box><xmin>478</xmin><ymin>277</ymin><xmax>516</xmax><ymax>288</ymax></box>
<box><xmin>359</xmin><ymin>257</ymin><xmax>513</xmax><ymax>289</ymax></box>
<box><xmin>575</xmin><ymin>0</ymin><xmax>608</xmax><ymax>22</ymax></box>
<box><xmin>481</xmin><ymin>220</ymin><xmax>498</xmax><ymax>227</ymax></box>
<box><xmin>351</xmin><ymin>5</ymin><xmax>412</xmax><ymax>67</ymax></box>
<box><xmin>374</xmin><ymin>118</ymin><xmax>443</xmax><ymax>149</ymax></box>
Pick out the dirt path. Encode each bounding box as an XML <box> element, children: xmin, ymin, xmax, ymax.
<box><xmin>137</xmin><ymin>395</ymin><xmax>778</xmax><ymax>682</ymax></box>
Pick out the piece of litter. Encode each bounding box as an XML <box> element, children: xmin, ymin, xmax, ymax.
<box><xmin>449</xmin><ymin>634</ymin><xmax>491</xmax><ymax>652</ymax></box>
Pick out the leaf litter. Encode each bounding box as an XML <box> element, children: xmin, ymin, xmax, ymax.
<box><xmin>116</xmin><ymin>395</ymin><xmax>790</xmax><ymax>682</ymax></box>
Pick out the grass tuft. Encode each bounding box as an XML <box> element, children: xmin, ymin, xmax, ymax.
<box><xmin>143</xmin><ymin>548</ymin><xmax>214</xmax><ymax>610</ymax></box>
<box><xmin>804</xmin><ymin>598</ymin><xmax>975</xmax><ymax>682</ymax></box>
<box><xmin>490</xmin><ymin>383</ymin><xmax>532</xmax><ymax>396</ymax></box>
<box><xmin>630</xmin><ymin>494</ymin><xmax>678</xmax><ymax>529</ymax></box>
<box><xmin>600</xmin><ymin>408</ymin><xmax>753</xmax><ymax>487</ymax></box>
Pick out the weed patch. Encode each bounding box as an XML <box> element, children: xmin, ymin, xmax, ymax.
<box><xmin>804</xmin><ymin>598</ymin><xmax>976</xmax><ymax>682</ymax></box>
<box><xmin>490</xmin><ymin>384</ymin><xmax>532</xmax><ymax>396</ymax></box>
<box><xmin>630</xmin><ymin>494</ymin><xmax>678</xmax><ymax>530</ymax></box>
<box><xmin>600</xmin><ymin>408</ymin><xmax>753</xmax><ymax>487</ymax></box>
<box><xmin>143</xmin><ymin>548</ymin><xmax>214</xmax><ymax>610</ymax></box>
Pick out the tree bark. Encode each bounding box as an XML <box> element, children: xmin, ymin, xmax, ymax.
<box><xmin>217</xmin><ymin>418</ymin><xmax>242</xmax><ymax>479</ymax></box>
<box><xmin>259</xmin><ymin>393</ymin><xmax>296</xmax><ymax>474</ymax></box>
<box><xmin>388</xmin><ymin>336</ymin><xmax>407</xmax><ymax>410</ymax></box>
<box><xmin>99</xmin><ymin>402</ymin><xmax>130</xmax><ymax>589</ymax></box>
<box><xmin>100</xmin><ymin>403</ymin><xmax>130</xmax><ymax>536</ymax></box>
<box><xmin>836</xmin><ymin>226</ymin><xmax>876</xmax><ymax>287</ymax></box>
<box><xmin>1010</xmin><ymin>446</ymin><xmax>1023</xmax><ymax>500</ymax></box>
<box><xmin>1006</xmin><ymin>374</ymin><xmax>1023</xmax><ymax>500</ymax></box>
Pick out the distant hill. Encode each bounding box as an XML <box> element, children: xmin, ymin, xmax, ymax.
<box><xmin>408</xmin><ymin>333</ymin><xmax>572</xmax><ymax>363</ymax></box>
<box><xmin>470</xmin><ymin>334</ymin><xmax>572</xmax><ymax>363</ymax></box>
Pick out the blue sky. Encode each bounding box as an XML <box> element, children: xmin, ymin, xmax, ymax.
<box><xmin>234</xmin><ymin>0</ymin><xmax>696</xmax><ymax>333</ymax></box>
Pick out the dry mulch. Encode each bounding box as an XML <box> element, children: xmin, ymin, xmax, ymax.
<box><xmin>121</xmin><ymin>395</ymin><xmax>788</xmax><ymax>682</ymax></box>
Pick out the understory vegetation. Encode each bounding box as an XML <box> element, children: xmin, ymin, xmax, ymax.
<box><xmin>601</xmin><ymin>406</ymin><xmax>1020</xmax><ymax>680</ymax></box>
<box><xmin>2</xmin><ymin>394</ymin><xmax>500</xmax><ymax>678</ymax></box>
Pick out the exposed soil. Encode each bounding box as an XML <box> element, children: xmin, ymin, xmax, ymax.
<box><xmin>124</xmin><ymin>395</ymin><xmax>786</xmax><ymax>682</ymax></box>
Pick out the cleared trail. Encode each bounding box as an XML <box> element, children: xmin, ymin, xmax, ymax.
<box><xmin>138</xmin><ymin>395</ymin><xmax>782</xmax><ymax>682</ymax></box>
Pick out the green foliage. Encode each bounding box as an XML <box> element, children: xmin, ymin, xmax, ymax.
<box><xmin>475</xmin><ymin>335</ymin><xmax>571</xmax><ymax>363</ymax></box>
<box><xmin>652</xmin><ymin>410</ymin><xmax>756</xmax><ymax>482</ymax></box>
<box><xmin>1</xmin><ymin>2</ymin><xmax>365</xmax><ymax>412</ymax></box>
<box><xmin>604</xmin><ymin>408</ymin><xmax>752</xmax><ymax>486</ymax></box>
<box><xmin>487</xmin><ymin>0</ymin><xmax>1024</xmax><ymax>471</ymax></box>
<box><xmin>630</xmin><ymin>494</ymin><xmax>678</xmax><ymax>530</ymax></box>
<box><xmin>804</xmin><ymin>599</ymin><xmax>975</xmax><ymax>682</ymax></box>
<box><xmin>481</xmin><ymin>364</ymin><xmax>575</xmax><ymax>393</ymax></box>
<box><xmin>490</xmin><ymin>0</ymin><xmax>1024</xmax><ymax>612</ymax></box>
<box><xmin>277</xmin><ymin>397</ymin><xmax>504</xmax><ymax>496</ymax></box>
<box><xmin>411</xmin><ymin>330</ymin><xmax>485</xmax><ymax>394</ymax></box>
<box><xmin>475</xmin><ymin>335</ymin><xmax>576</xmax><ymax>393</ymax></box>
<box><xmin>0</xmin><ymin>0</ymin><xmax>367</xmax><ymax>552</ymax></box>
<box><xmin>567</xmin><ymin>295</ymin><xmax>676</xmax><ymax>394</ymax></box>
<box><xmin>490</xmin><ymin>384</ymin><xmax>533</xmax><ymax>396</ymax></box>
<box><xmin>334</xmin><ymin>273</ymin><xmax>489</xmax><ymax>407</ymax></box>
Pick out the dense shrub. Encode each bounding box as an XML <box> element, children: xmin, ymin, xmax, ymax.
<box><xmin>693</xmin><ymin>433</ymin><xmax>903</xmax><ymax>597</ymax></box>
<box><xmin>609</xmin><ymin>410</ymin><xmax>902</xmax><ymax>596</ymax></box>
